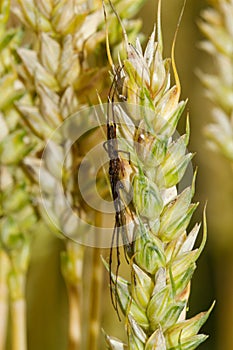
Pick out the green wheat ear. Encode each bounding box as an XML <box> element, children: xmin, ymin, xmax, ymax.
<box><xmin>104</xmin><ymin>1</ymin><xmax>214</xmax><ymax>348</ymax></box>
<box><xmin>198</xmin><ymin>0</ymin><xmax>233</xmax><ymax>163</ymax></box>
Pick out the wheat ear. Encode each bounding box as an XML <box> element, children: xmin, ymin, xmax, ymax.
<box><xmin>105</xmin><ymin>2</ymin><xmax>214</xmax><ymax>349</ymax></box>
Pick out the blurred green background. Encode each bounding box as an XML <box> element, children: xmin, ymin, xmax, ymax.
<box><xmin>23</xmin><ymin>1</ymin><xmax>233</xmax><ymax>349</ymax></box>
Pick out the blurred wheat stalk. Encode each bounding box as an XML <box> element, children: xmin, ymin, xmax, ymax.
<box><xmin>0</xmin><ymin>1</ymin><xmax>37</xmax><ymax>349</ymax></box>
<box><xmin>103</xmin><ymin>1</ymin><xmax>213</xmax><ymax>349</ymax></box>
<box><xmin>198</xmin><ymin>0</ymin><xmax>233</xmax><ymax>165</ymax></box>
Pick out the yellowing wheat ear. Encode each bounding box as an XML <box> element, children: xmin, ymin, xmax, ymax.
<box><xmin>104</xmin><ymin>2</ymin><xmax>213</xmax><ymax>349</ymax></box>
<box><xmin>198</xmin><ymin>0</ymin><xmax>233</xmax><ymax>164</ymax></box>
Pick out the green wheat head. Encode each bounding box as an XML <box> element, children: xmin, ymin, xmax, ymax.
<box><xmin>104</xmin><ymin>2</ymin><xmax>213</xmax><ymax>349</ymax></box>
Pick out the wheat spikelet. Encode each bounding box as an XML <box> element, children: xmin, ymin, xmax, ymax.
<box><xmin>104</xmin><ymin>2</ymin><xmax>213</xmax><ymax>349</ymax></box>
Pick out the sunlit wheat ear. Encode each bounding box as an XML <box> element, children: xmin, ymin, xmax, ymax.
<box><xmin>198</xmin><ymin>0</ymin><xmax>233</xmax><ymax>163</ymax></box>
<box><xmin>104</xmin><ymin>1</ymin><xmax>213</xmax><ymax>348</ymax></box>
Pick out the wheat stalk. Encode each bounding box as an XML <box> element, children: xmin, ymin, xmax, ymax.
<box><xmin>198</xmin><ymin>0</ymin><xmax>233</xmax><ymax>164</ymax></box>
<box><xmin>0</xmin><ymin>249</ymin><xmax>9</xmax><ymax>350</ymax></box>
<box><xmin>104</xmin><ymin>2</ymin><xmax>214</xmax><ymax>349</ymax></box>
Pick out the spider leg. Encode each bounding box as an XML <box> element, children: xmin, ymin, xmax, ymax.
<box><xmin>109</xmin><ymin>222</ymin><xmax>117</xmax><ymax>311</ymax></box>
<box><xmin>115</xmin><ymin>216</ymin><xmax>121</xmax><ymax>321</ymax></box>
<box><xmin>103</xmin><ymin>140</ymin><xmax>109</xmax><ymax>153</ymax></box>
